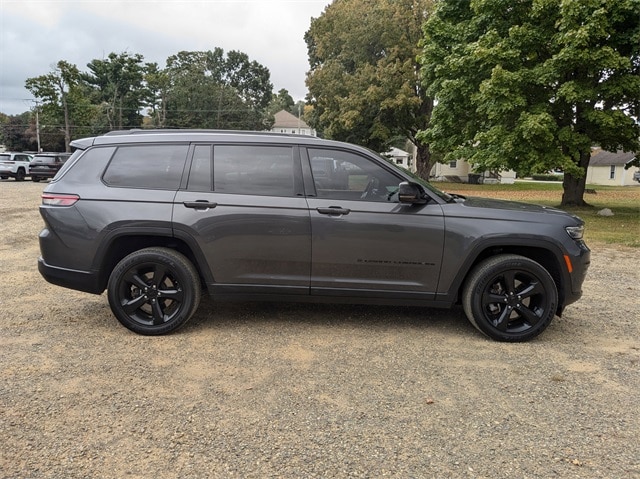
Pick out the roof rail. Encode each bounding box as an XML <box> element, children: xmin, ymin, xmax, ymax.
<box><xmin>102</xmin><ymin>129</ymin><xmax>319</xmax><ymax>139</ymax></box>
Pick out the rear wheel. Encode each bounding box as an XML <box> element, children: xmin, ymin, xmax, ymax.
<box><xmin>462</xmin><ymin>254</ymin><xmax>557</xmax><ymax>342</ymax></box>
<box><xmin>107</xmin><ymin>247</ymin><xmax>201</xmax><ymax>335</ymax></box>
<box><xmin>32</xmin><ymin>176</ymin><xmax>41</xmax><ymax>182</ymax></box>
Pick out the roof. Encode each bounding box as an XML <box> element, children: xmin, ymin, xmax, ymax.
<box><xmin>273</xmin><ymin>110</ymin><xmax>310</xmax><ymax>129</ymax></box>
<box><xmin>589</xmin><ymin>149</ymin><xmax>637</xmax><ymax>166</ymax></box>
<box><xmin>384</xmin><ymin>147</ymin><xmax>410</xmax><ymax>158</ymax></box>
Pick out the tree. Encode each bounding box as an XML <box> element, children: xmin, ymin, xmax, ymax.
<box><xmin>0</xmin><ymin>113</ymin><xmax>38</xmax><ymax>151</ymax></box>
<box><xmin>268</xmin><ymin>88</ymin><xmax>295</xmax><ymax>115</ymax></box>
<box><xmin>305</xmin><ymin>0</ymin><xmax>436</xmax><ymax>178</ymax></box>
<box><xmin>144</xmin><ymin>62</ymin><xmax>170</xmax><ymax>128</ymax></box>
<box><xmin>420</xmin><ymin>0</ymin><xmax>640</xmax><ymax>206</ymax></box>
<box><xmin>163</xmin><ymin>49</ymin><xmax>273</xmax><ymax>130</ymax></box>
<box><xmin>84</xmin><ymin>52</ymin><xmax>146</xmax><ymax>130</ymax></box>
<box><xmin>25</xmin><ymin>60</ymin><xmax>91</xmax><ymax>152</ymax></box>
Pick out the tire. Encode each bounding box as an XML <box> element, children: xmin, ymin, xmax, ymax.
<box><xmin>32</xmin><ymin>177</ymin><xmax>41</xmax><ymax>182</ymax></box>
<box><xmin>107</xmin><ymin>247</ymin><xmax>201</xmax><ymax>335</ymax></box>
<box><xmin>462</xmin><ymin>254</ymin><xmax>558</xmax><ymax>342</ymax></box>
<box><xmin>1</xmin><ymin>176</ymin><xmax>7</xmax><ymax>180</ymax></box>
<box><xmin>15</xmin><ymin>169</ymin><xmax>25</xmax><ymax>181</ymax></box>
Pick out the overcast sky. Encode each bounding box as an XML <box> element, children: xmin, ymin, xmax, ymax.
<box><xmin>0</xmin><ymin>0</ymin><xmax>330</xmax><ymax>115</ymax></box>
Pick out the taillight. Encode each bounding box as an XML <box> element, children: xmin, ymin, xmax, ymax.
<box><xmin>42</xmin><ymin>193</ymin><xmax>80</xmax><ymax>206</ymax></box>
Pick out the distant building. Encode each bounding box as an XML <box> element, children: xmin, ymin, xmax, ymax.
<box><xmin>271</xmin><ymin>110</ymin><xmax>316</xmax><ymax>136</ymax></box>
<box><xmin>382</xmin><ymin>147</ymin><xmax>412</xmax><ymax>170</ymax></box>
<box><xmin>587</xmin><ymin>149</ymin><xmax>639</xmax><ymax>186</ymax></box>
<box><xmin>431</xmin><ymin>159</ymin><xmax>516</xmax><ymax>184</ymax></box>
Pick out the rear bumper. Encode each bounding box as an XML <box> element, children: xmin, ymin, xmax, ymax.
<box><xmin>38</xmin><ymin>257</ymin><xmax>104</xmax><ymax>294</ymax></box>
<box><xmin>30</xmin><ymin>170</ymin><xmax>57</xmax><ymax>178</ymax></box>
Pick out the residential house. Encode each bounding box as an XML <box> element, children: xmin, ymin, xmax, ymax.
<box><xmin>271</xmin><ymin>110</ymin><xmax>316</xmax><ymax>136</ymax></box>
<box><xmin>382</xmin><ymin>147</ymin><xmax>412</xmax><ymax>170</ymax></box>
<box><xmin>431</xmin><ymin>158</ymin><xmax>516</xmax><ymax>184</ymax></box>
<box><xmin>586</xmin><ymin>149</ymin><xmax>639</xmax><ymax>186</ymax></box>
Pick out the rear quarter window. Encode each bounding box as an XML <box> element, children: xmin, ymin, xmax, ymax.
<box><xmin>103</xmin><ymin>144</ymin><xmax>188</xmax><ymax>189</ymax></box>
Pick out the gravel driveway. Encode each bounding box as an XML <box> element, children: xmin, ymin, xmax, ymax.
<box><xmin>1</xmin><ymin>180</ymin><xmax>639</xmax><ymax>478</ymax></box>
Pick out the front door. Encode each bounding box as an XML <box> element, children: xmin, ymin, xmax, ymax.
<box><xmin>303</xmin><ymin>147</ymin><xmax>445</xmax><ymax>300</ymax></box>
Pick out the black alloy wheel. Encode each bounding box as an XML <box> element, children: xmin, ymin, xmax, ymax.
<box><xmin>462</xmin><ymin>254</ymin><xmax>558</xmax><ymax>342</ymax></box>
<box><xmin>107</xmin><ymin>247</ymin><xmax>201</xmax><ymax>335</ymax></box>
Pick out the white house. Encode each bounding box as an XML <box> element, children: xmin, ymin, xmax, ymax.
<box><xmin>431</xmin><ymin>158</ymin><xmax>516</xmax><ymax>184</ymax></box>
<box><xmin>586</xmin><ymin>149</ymin><xmax>639</xmax><ymax>186</ymax></box>
<box><xmin>382</xmin><ymin>147</ymin><xmax>412</xmax><ymax>170</ymax></box>
<box><xmin>271</xmin><ymin>110</ymin><xmax>316</xmax><ymax>136</ymax></box>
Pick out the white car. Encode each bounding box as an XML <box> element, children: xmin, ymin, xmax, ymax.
<box><xmin>0</xmin><ymin>152</ymin><xmax>33</xmax><ymax>181</ymax></box>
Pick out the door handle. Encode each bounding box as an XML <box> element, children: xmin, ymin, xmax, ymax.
<box><xmin>183</xmin><ymin>200</ymin><xmax>218</xmax><ymax>210</ymax></box>
<box><xmin>316</xmin><ymin>206</ymin><xmax>350</xmax><ymax>216</ymax></box>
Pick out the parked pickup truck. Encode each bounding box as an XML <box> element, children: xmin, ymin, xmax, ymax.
<box><xmin>0</xmin><ymin>152</ymin><xmax>33</xmax><ymax>181</ymax></box>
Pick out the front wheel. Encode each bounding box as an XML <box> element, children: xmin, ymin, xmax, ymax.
<box><xmin>107</xmin><ymin>247</ymin><xmax>201</xmax><ymax>335</ymax></box>
<box><xmin>15</xmin><ymin>169</ymin><xmax>25</xmax><ymax>181</ymax></box>
<box><xmin>462</xmin><ymin>254</ymin><xmax>558</xmax><ymax>342</ymax></box>
<box><xmin>31</xmin><ymin>177</ymin><xmax>41</xmax><ymax>182</ymax></box>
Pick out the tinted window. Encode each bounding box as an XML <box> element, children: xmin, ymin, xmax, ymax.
<box><xmin>308</xmin><ymin>148</ymin><xmax>401</xmax><ymax>202</ymax></box>
<box><xmin>187</xmin><ymin>145</ymin><xmax>212</xmax><ymax>191</ymax></box>
<box><xmin>214</xmin><ymin>145</ymin><xmax>294</xmax><ymax>196</ymax></box>
<box><xmin>103</xmin><ymin>144</ymin><xmax>188</xmax><ymax>189</ymax></box>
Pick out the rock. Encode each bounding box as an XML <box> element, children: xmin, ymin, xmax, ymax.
<box><xmin>597</xmin><ymin>208</ymin><xmax>614</xmax><ymax>216</ymax></box>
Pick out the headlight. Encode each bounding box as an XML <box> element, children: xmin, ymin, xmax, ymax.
<box><xmin>565</xmin><ymin>225</ymin><xmax>584</xmax><ymax>240</ymax></box>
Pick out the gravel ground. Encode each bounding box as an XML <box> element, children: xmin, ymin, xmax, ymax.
<box><xmin>1</xmin><ymin>180</ymin><xmax>639</xmax><ymax>479</ymax></box>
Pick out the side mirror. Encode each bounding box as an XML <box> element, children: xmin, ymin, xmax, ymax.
<box><xmin>398</xmin><ymin>181</ymin><xmax>427</xmax><ymax>204</ymax></box>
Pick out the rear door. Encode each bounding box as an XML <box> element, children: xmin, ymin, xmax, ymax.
<box><xmin>302</xmin><ymin>147</ymin><xmax>445</xmax><ymax>300</ymax></box>
<box><xmin>173</xmin><ymin>143</ymin><xmax>311</xmax><ymax>296</ymax></box>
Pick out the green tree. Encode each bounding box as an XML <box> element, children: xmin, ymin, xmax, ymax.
<box><xmin>163</xmin><ymin>49</ymin><xmax>273</xmax><ymax>130</ymax></box>
<box><xmin>83</xmin><ymin>52</ymin><xmax>146</xmax><ymax>130</ymax></box>
<box><xmin>268</xmin><ymin>88</ymin><xmax>295</xmax><ymax>115</ymax></box>
<box><xmin>305</xmin><ymin>0</ymin><xmax>436</xmax><ymax>178</ymax></box>
<box><xmin>25</xmin><ymin>60</ymin><xmax>95</xmax><ymax>151</ymax></box>
<box><xmin>144</xmin><ymin>62</ymin><xmax>170</xmax><ymax>128</ymax></box>
<box><xmin>420</xmin><ymin>0</ymin><xmax>640</xmax><ymax>206</ymax></box>
<box><xmin>0</xmin><ymin>113</ymin><xmax>38</xmax><ymax>151</ymax></box>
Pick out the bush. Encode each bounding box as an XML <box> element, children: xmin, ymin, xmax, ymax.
<box><xmin>531</xmin><ymin>174</ymin><xmax>563</xmax><ymax>181</ymax></box>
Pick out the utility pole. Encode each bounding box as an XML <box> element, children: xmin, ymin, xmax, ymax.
<box><xmin>33</xmin><ymin>100</ymin><xmax>41</xmax><ymax>152</ymax></box>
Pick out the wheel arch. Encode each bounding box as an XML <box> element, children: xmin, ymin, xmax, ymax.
<box><xmin>94</xmin><ymin>233</ymin><xmax>210</xmax><ymax>293</ymax></box>
<box><xmin>450</xmin><ymin>240</ymin><xmax>568</xmax><ymax>314</ymax></box>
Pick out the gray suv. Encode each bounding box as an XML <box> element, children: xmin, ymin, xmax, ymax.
<box><xmin>38</xmin><ymin>130</ymin><xmax>590</xmax><ymax>341</ymax></box>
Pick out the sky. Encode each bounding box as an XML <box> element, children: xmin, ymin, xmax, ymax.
<box><xmin>0</xmin><ymin>0</ymin><xmax>331</xmax><ymax>115</ymax></box>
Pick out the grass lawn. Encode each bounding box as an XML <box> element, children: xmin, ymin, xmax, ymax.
<box><xmin>438</xmin><ymin>181</ymin><xmax>640</xmax><ymax>247</ymax></box>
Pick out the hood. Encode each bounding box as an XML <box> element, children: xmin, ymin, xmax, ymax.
<box><xmin>450</xmin><ymin>196</ymin><xmax>583</xmax><ymax>224</ymax></box>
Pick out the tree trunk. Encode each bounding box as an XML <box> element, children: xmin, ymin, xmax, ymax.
<box><xmin>561</xmin><ymin>150</ymin><xmax>591</xmax><ymax>207</ymax></box>
<box><xmin>415</xmin><ymin>142</ymin><xmax>434</xmax><ymax>181</ymax></box>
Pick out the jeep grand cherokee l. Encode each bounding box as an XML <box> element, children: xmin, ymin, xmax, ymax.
<box><xmin>30</xmin><ymin>152</ymin><xmax>71</xmax><ymax>182</ymax></box>
<box><xmin>0</xmin><ymin>152</ymin><xmax>32</xmax><ymax>181</ymax></box>
<box><xmin>38</xmin><ymin>130</ymin><xmax>590</xmax><ymax>341</ymax></box>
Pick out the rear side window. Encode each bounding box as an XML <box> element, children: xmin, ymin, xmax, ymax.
<box><xmin>213</xmin><ymin>145</ymin><xmax>294</xmax><ymax>196</ymax></box>
<box><xmin>103</xmin><ymin>144</ymin><xmax>188</xmax><ymax>189</ymax></box>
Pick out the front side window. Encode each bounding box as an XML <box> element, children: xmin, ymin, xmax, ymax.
<box><xmin>214</xmin><ymin>145</ymin><xmax>294</xmax><ymax>196</ymax></box>
<box><xmin>308</xmin><ymin>148</ymin><xmax>401</xmax><ymax>202</ymax></box>
<box><xmin>103</xmin><ymin>144</ymin><xmax>188</xmax><ymax>189</ymax></box>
